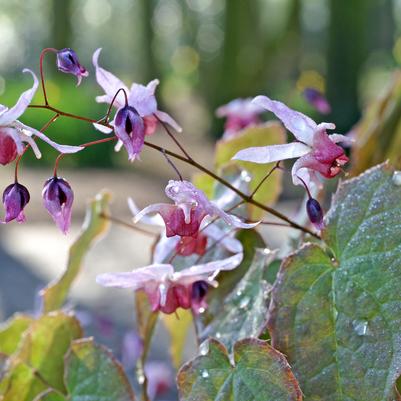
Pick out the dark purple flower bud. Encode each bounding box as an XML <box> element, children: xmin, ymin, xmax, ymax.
<box><xmin>114</xmin><ymin>106</ymin><xmax>145</xmax><ymax>162</ymax></box>
<box><xmin>303</xmin><ymin>88</ymin><xmax>331</xmax><ymax>115</ymax></box>
<box><xmin>42</xmin><ymin>177</ymin><xmax>74</xmax><ymax>234</ymax></box>
<box><xmin>56</xmin><ymin>48</ymin><xmax>89</xmax><ymax>86</ymax></box>
<box><xmin>2</xmin><ymin>182</ymin><xmax>30</xmax><ymax>223</ymax></box>
<box><xmin>191</xmin><ymin>280</ymin><xmax>209</xmax><ymax>313</ymax></box>
<box><xmin>306</xmin><ymin>198</ymin><xmax>324</xmax><ymax>230</ymax></box>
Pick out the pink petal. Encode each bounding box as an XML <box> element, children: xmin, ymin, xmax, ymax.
<box><xmin>252</xmin><ymin>95</ymin><xmax>317</xmax><ymax>145</ymax></box>
<box><xmin>0</xmin><ymin>69</ymin><xmax>38</xmax><ymax>126</ymax></box>
<box><xmin>232</xmin><ymin>142</ymin><xmax>311</xmax><ymax>164</ymax></box>
<box><xmin>92</xmin><ymin>48</ymin><xmax>128</xmax><ymax>109</ymax></box>
<box><xmin>154</xmin><ymin>110</ymin><xmax>182</xmax><ymax>132</ymax></box>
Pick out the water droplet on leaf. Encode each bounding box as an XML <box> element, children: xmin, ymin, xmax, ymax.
<box><xmin>352</xmin><ymin>319</ymin><xmax>369</xmax><ymax>336</ymax></box>
<box><xmin>392</xmin><ymin>171</ymin><xmax>401</xmax><ymax>186</ymax></box>
<box><xmin>202</xmin><ymin>370</ymin><xmax>209</xmax><ymax>378</ymax></box>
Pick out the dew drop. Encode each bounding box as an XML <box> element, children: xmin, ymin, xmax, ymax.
<box><xmin>352</xmin><ymin>319</ymin><xmax>369</xmax><ymax>336</ymax></box>
<box><xmin>239</xmin><ymin>296</ymin><xmax>250</xmax><ymax>309</ymax></box>
<box><xmin>215</xmin><ymin>332</ymin><xmax>221</xmax><ymax>339</ymax></box>
<box><xmin>202</xmin><ymin>370</ymin><xmax>209</xmax><ymax>378</ymax></box>
<box><xmin>392</xmin><ymin>171</ymin><xmax>401</xmax><ymax>186</ymax></box>
<box><xmin>199</xmin><ymin>340</ymin><xmax>209</xmax><ymax>355</ymax></box>
<box><xmin>240</xmin><ymin>170</ymin><xmax>251</xmax><ymax>182</ymax></box>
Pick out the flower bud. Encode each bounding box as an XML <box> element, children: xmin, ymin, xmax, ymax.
<box><xmin>2</xmin><ymin>182</ymin><xmax>30</xmax><ymax>223</ymax></box>
<box><xmin>42</xmin><ymin>177</ymin><xmax>74</xmax><ymax>234</ymax></box>
<box><xmin>191</xmin><ymin>280</ymin><xmax>209</xmax><ymax>313</ymax></box>
<box><xmin>56</xmin><ymin>48</ymin><xmax>88</xmax><ymax>86</ymax></box>
<box><xmin>0</xmin><ymin>131</ymin><xmax>17</xmax><ymax>165</ymax></box>
<box><xmin>306</xmin><ymin>198</ymin><xmax>324</xmax><ymax>230</ymax></box>
<box><xmin>114</xmin><ymin>106</ymin><xmax>145</xmax><ymax>161</ymax></box>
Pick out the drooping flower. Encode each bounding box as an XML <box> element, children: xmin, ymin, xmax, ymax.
<box><xmin>42</xmin><ymin>177</ymin><xmax>74</xmax><ymax>234</ymax></box>
<box><xmin>303</xmin><ymin>88</ymin><xmax>331</xmax><ymax>114</ymax></box>
<box><xmin>92</xmin><ymin>48</ymin><xmax>181</xmax><ymax>140</ymax></box>
<box><xmin>2</xmin><ymin>182</ymin><xmax>30</xmax><ymax>223</ymax></box>
<box><xmin>134</xmin><ymin>180</ymin><xmax>256</xmax><ymax>238</ymax></box>
<box><xmin>56</xmin><ymin>48</ymin><xmax>89</xmax><ymax>86</ymax></box>
<box><xmin>233</xmin><ymin>95</ymin><xmax>352</xmax><ymax>189</ymax></box>
<box><xmin>96</xmin><ymin>252</ymin><xmax>243</xmax><ymax>314</ymax></box>
<box><xmin>114</xmin><ymin>105</ymin><xmax>145</xmax><ymax>161</ymax></box>
<box><xmin>306</xmin><ymin>197</ymin><xmax>324</xmax><ymax>230</ymax></box>
<box><xmin>0</xmin><ymin>70</ymin><xmax>83</xmax><ymax>162</ymax></box>
<box><xmin>216</xmin><ymin>98</ymin><xmax>264</xmax><ymax>139</ymax></box>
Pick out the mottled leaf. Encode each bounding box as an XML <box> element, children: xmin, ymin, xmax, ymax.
<box><xmin>200</xmin><ymin>248</ymin><xmax>274</xmax><ymax>349</ymax></box>
<box><xmin>41</xmin><ymin>191</ymin><xmax>111</xmax><ymax>312</ymax></box>
<box><xmin>177</xmin><ymin>338</ymin><xmax>302</xmax><ymax>401</ymax></box>
<box><xmin>15</xmin><ymin>311</ymin><xmax>82</xmax><ymax>393</ymax></box>
<box><xmin>269</xmin><ymin>163</ymin><xmax>401</xmax><ymax>400</ymax></box>
<box><xmin>35</xmin><ymin>338</ymin><xmax>135</xmax><ymax>401</ymax></box>
<box><xmin>215</xmin><ymin>122</ymin><xmax>285</xmax><ymax>219</ymax></box>
<box><xmin>0</xmin><ymin>314</ymin><xmax>33</xmax><ymax>355</ymax></box>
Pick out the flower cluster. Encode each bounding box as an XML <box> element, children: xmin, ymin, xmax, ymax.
<box><xmin>0</xmin><ymin>46</ymin><xmax>351</xmax><ymax>316</ymax></box>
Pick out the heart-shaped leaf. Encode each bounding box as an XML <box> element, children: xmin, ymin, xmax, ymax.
<box><xmin>177</xmin><ymin>338</ymin><xmax>302</xmax><ymax>401</ymax></box>
<box><xmin>269</xmin><ymin>163</ymin><xmax>401</xmax><ymax>400</ymax></box>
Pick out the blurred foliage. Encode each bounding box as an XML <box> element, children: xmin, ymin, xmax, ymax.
<box><xmin>351</xmin><ymin>70</ymin><xmax>401</xmax><ymax>175</ymax></box>
<box><xmin>0</xmin><ymin>0</ymin><xmax>399</xmax><ymax>168</ymax></box>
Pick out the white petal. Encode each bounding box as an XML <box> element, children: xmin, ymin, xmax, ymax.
<box><xmin>154</xmin><ymin>110</ymin><xmax>182</xmax><ymax>132</ymax></box>
<box><xmin>93</xmin><ymin>122</ymin><xmax>113</xmax><ymax>134</ymax></box>
<box><xmin>0</xmin><ymin>69</ymin><xmax>38</xmax><ymax>126</ymax></box>
<box><xmin>92</xmin><ymin>48</ymin><xmax>128</xmax><ymax>109</ymax></box>
<box><xmin>128</xmin><ymin>198</ymin><xmax>164</xmax><ymax>227</ymax></box>
<box><xmin>329</xmin><ymin>133</ymin><xmax>355</xmax><ymax>144</ymax></box>
<box><xmin>233</xmin><ymin>142</ymin><xmax>310</xmax><ymax>164</ymax></box>
<box><xmin>252</xmin><ymin>95</ymin><xmax>317</xmax><ymax>145</ymax></box>
<box><xmin>133</xmin><ymin>203</ymin><xmax>170</xmax><ymax>223</ymax></box>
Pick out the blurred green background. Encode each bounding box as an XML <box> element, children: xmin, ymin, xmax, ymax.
<box><xmin>0</xmin><ymin>0</ymin><xmax>400</xmax><ymax>167</ymax></box>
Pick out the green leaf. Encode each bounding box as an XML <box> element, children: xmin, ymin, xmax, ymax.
<box><xmin>0</xmin><ymin>314</ymin><xmax>33</xmax><ymax>355</ymax></box>
<box><xmin>41</xmin><ymin>191</ymin><xmax>111</xmax><ymax>313</ymax></box>
<box><xmin>269</xmin><ymin>163</ymin><xmax>401</xmax><ymax>401</ymax></box>
<box><xmin>215</xmin><ymin>122</ymin><xmax>285</xmax><ymax>219</ymax></box>
<box><xmin>162</xmin><ymin>309</ymin><xmax>193</xmax><ymax>369</ymax></box>
<box><xmin>177</xmin><ymin>338</ymin><xmax>302</xmax><ymax>401</ymax></box>
<box><xmin>351</xmin><ymin>72</ymin><xmax>401</xmax><ymax>176</ymax></box>
<box><xmin>200</xmin><ymin>248</ymin><xmax>274</xmax><ymax>350</ymax></box>
<box><xmin>36</xmin><ymin>338</ymin><xmax>135</xmax><ymax>401</ymax></box>
<box><xmin>202</xmin><ymin>229</ymin><xmax>266</xmax><ymax>326</ymax></box>
<box><xmin>14</xmin><ymin>312</ymin><xmax>83</xmax><ymax>393</ymax></box>
<box><xmin>0</xmin><ymin>361</ymin><xmax>48</xmax><ymax>401</ymax></box>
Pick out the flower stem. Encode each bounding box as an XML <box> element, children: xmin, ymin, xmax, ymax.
<box><xmin>39</xmin><ymin>48</ymin><xmax>58</xmax><ymax>105</ymax></box>
<box><xmin>99</xmin><ymin>213</ymin><xmax>156</xmax><ymax>237</ymax></box>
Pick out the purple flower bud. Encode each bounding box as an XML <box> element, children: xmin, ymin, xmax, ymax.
<box><xmin>114</xmin><ymin>106</ymin><xmax>145</xmax><ymax>161</ymax></box>
<box><xmin>306</xmin><ymin>198</ymin><xmax>324</xmax><ymax>230</ymax></box>
<box><xmin>191</xmin><ymin>280</ymin><xmax>209</xmax><ymax>313</ymax></box>
<box><xmin>56</xmin><ymin>48</ymin><xmax>89</xmax><ymax>86</ymax></box>
<box><xmin>2</xmin><ymin>182</ymin><xmax>30</xmax><ymax>223</ymax></box>
<box><xmin>42</xmin><ymin>177</ymin><xmax>74</xmax><ymax>234</ymax></box>
<box><xmin>303</xmin><ymin>88</ymin><xmax>331</xmax><ymax>115</ymax></box>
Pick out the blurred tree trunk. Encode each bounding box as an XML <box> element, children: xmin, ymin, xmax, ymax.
<box><xmin>326</xmin><ymin>0</ymin><xmax>372</xmax><ymax>132</ymax></box>
<box><xmin>51</xmin><ymin>0</ymin><xmax>72</xmax><ymax>49</ymax></box>
<box><xmin>140</xmin><ymin>0</ymin><xmax>158</xmax><ymax>82</ymax></box>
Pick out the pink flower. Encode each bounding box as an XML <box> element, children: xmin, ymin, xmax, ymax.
<box><xmin>303</xmin><ymin>88</ymin><xmax>331</xmax><ymax>114</ymax></box>
<box><xmin>0</xmin><ymin>70</ymin><xmax>83</xmax><ymax>162</ymax></box>
<box><xmin>233</xmin><ymin>95</ymin><xmax>352</xmax><ymax>189</ymax></box>
<box><xmin>92</xmin><ymin>48</ymin><xmax>181</xmax><ymax>138</ymax></box>
<box><xmin>96</xmin><ymin>253</ymin><xmax>243</xmax><ymax>314</ymax></box>
<box><xmin>175</xmin><ymin>234</ymin><xmax>208</xmax><ymax>257</ymax></box>
<box><xmin>133</xmin><ymin>180</ymin><xmax>256</xmax><ymax>238</ymax></box>
<box><xmin>216</xmin><ymin>98</ymin><xmax>264</xmax><ymax>139</ymax></box>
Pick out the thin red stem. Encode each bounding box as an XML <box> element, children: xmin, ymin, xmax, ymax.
<box><xmin>104</xmin><ymin>88</ymin><xmax>129</xmax><ymax>123</ymax></box>
<box><xmin>249</xmin><ymin>161</ymin><xmax>281</xmax><ymax>199</ymax></box>
<box><xmin>100</xmin><ymin>213</ymin><xmax>156</xmax><ymax>237</ymax></box>
<box><xmin>39</xmin><ymin>48</ymin><xmax>57</xmax><ymax>105</ymax></box>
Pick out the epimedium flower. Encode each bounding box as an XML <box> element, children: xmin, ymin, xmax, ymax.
<box><xmin>92</xmin><ymin>48</ymin><xmax>181</xmax><ymax>139</ymax></box>
<box><xmin>216</xmin><ymin>98</ymin><xmax>264</xmax><ymax>139</ymax></box>
<box><xmin>96</xmin><ymin>252</ymin><xmax>243</xmax><ymax>314</ymax></box>
<box><xmin>2</xmin><ymin>182</ymin><xmax>30</xmax><ymax>223</ymax></box>
<box><xmin>232</xmin><ymin>95</ymin><xmax>352</xmax><ymax>190</ymax></box>
<box><xmin>303</xmin><ymin>88</ymin><xmax>331</xmax><ymax>115</ymax></box>
<box><xmin>114</xmin><ymin>105</ymin><xmax>145</xmax><ymax>162</ymax></box>
<box><xmin>56</xmin><ymin>48</ymin><xmax>89</xmax><ymax>86</ymax></box>
<box><xmin>42</xmin><ymin>177</ymin><xmax>74</xmax><ymax>234</ymax></box>
<box><xmin>0</xmin><ymin>69</ymin><xmax>83</xmax><ymax>163</ymax></box>
<box><xmin>134</xmin><ymin>180</ymin><xmax>256</xmax><ymax>238</ymax></box>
